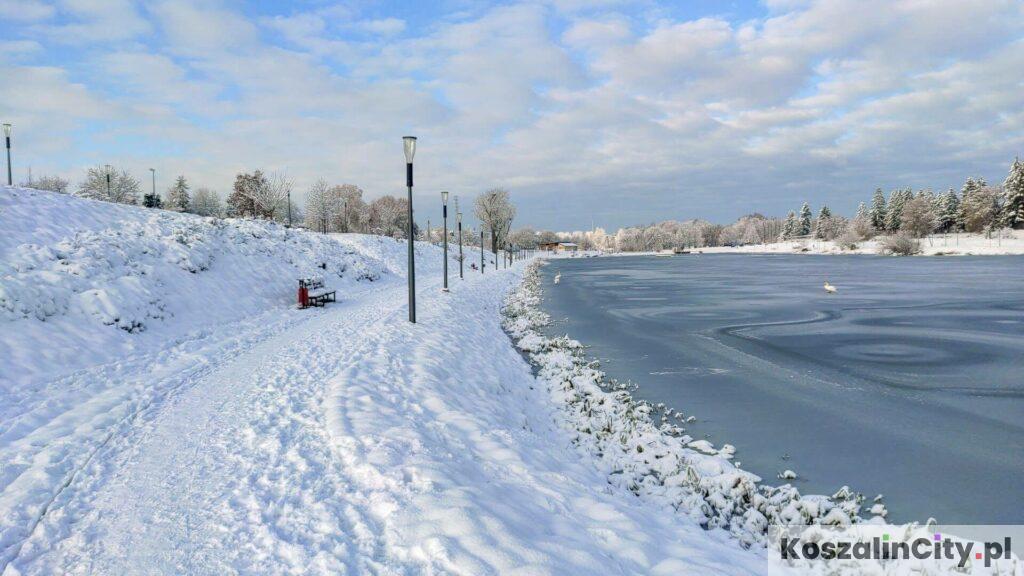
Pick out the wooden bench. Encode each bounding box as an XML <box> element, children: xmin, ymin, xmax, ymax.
<box><xmin>299</xmin><ymin>278</ymin><xmax>336</xmax><ymax>309</ymax></box>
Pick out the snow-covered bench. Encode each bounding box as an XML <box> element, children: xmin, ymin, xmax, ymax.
<box><xmin>299</xmin><ymin>278</ymin><xmax>336</xmax><ymax>309</ymax></box>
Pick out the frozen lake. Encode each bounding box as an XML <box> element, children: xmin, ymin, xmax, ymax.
<box><xmin>539</xmin><ymin>254</ymin><xmax>1024</xmax><ymax>524</ymax></box>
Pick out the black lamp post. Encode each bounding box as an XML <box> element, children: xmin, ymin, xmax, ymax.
<box><xmin>481</xmin><ymin>229</ymin><xmax>485</xmax><ymax>273</ymax></box>
<box><xmin>441</xmin><ymin>190</ymin><xmax>449</xmax><ymax>292</ymax></box>
<box><xmin>287</xmin><ymin>189</ymin><xmax>292</xmax><ymax>227</ymax></box>
<box><xmin>149</xmin><ymin>168</ymin><xmax>155</xmax><ymax>202</ymax></box>
<box><xmin>3</xmin><ymin>123</ymin><xmax>12</xmax><ymax>186</ymax></box>
<box><xmin>457</xmin><ymin>210</ymin><xmax>463</xmax><ymax>279</ymax></box>
<box><xmin>105</xmin><ymin>164</ymin><xmax>112</xmax><ymax>198</ymax></box>
<box><xmin>403</xmin><ymin>136</ymin><xmax>417</xmax><ymax>323</ymax></box>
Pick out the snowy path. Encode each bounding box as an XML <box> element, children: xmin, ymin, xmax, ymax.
<box><xmin>3</xmin><ymin>265</ymin><xmax>781</xmax><ymax>575</ymax></box>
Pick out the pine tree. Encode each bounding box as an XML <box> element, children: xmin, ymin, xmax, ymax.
<box><xmin>885</xmin><ymin>188</ymin><xmax>908</xmax><ymax>232</ymax></box>
<box><xmin>855</xmin><ymin>202</ymin><xmax>868</xmax><ymax>220</ymax></box>
<box><xmin>869</xmin><ymin>188</ymin><xmax>887</xmax><ymax>230</ymax></box>
<box><xmin>780</xmin><ymin>211</ymin><xmax>796</xmax><ymax>240</ymax></box>
<box><xmin>165</xmin><ymin>175</ymin><xmax>191</xmax><ymax>212</ymax></box>
<box><xmin>143</xmin><ymin>192</ymin><xmax>163</xmax><ymax>208</ymax></box>
<box><xmin>798</xmin><ymin>203</ymin><xmax>812</xmax><ymax>236</ymax></box>
<box><xmin>958</xmin><ymin>177</ymin><xmax>986</xmax><ymax>232</ymax></box>
<box><xmin>814</xmin><ymin>205</ymin><xmax>832</xmax><ymax>239</ymax></box>
<box><xmin>1002</xmin><ymin>157</ymin><xmax>1024</xmax><ymax>229</ymax></box>
<box><xmin>938</xmin><ymin>188</ymin><xmax>959</xmax><ymax>232</ymax></box>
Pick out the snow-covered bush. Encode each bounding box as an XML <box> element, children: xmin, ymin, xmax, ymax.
<box><xmin>877</xmin><ymin>233</ymin><xmax>921</xmax><ymax>256</ymax></box>
<box><xmin>836</xmin><ymin>229</ymin><xmax>860</xmax><ymax>250</ymax></box>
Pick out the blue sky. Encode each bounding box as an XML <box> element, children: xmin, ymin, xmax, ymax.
<box><xmin>1</xmin><ymin>0</ymin><xmax>1022</xmax><ymax>231</ymax></box>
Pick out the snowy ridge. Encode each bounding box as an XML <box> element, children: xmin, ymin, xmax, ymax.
<box><xmin>501</xmin><ymin>261</ymin><xmax>1018</xmax><ymax>575</ymax></box>
<box><xmin>0</xmin><ymin>186</ymin><xmax>390</xmax><ymax>388</ymax></box>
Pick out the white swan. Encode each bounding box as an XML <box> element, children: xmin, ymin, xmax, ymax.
<box><xmin>553</xmin><ymin>273</ymin><xmax>561</xmax><ymax>284</ymax></box>
<box><xmin>824</xmin><ymin>281</ymin><xmax>837</xmax><ymax>294</ymax></box>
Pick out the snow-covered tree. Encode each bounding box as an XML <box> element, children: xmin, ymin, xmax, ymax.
<box><xmin>474</xmin><ymin>188</ymin><xmax>516</xmax><ymax>256</ymax></box>
<box><xmin>884</xmin><ymin>188</ymin><xmax>909</xmax><ymax>232</ymax></box>
<box><xmin>329</xmin><ymin>184</ymin><xmax>368</xmax><ymax>233</ymax></box>
<box><xmin>368</xmin><ymin>195</ymin><xmax>409</xmax><ymax>238</ymax></box>
<box><xmin>228</xmin><ymin>170</ymin><xmax>289</xmax><ymax>220</ymax></box>
<box><xmin>814</xmin><ymin>205</ymin><xmax>832</xmax><ymax>239</ymax></box>
<box><xmin>304</xmin><ymin>179</ymin><xmax>332</xmax><ymax>232</ymax></box>
<box><xmin>869</xmin><ymin>188</ymin><xmax>887</xmax><ymax>230</ymax></box>
<box><xmin>227</xmin><ymin>171</ymin><xmax>263</xmax><ymax>218</ymax></box>
<box><xmin>190</xmin><ymin>187</ymin><xmax>223</xmax><ymax>217</ymax></box>
<box><xmin>962</xmin><ymin>185</ymin><xmax>1002</xmax><ymax>233</ymax></box>
<box><xmin>164</xmin><ymin>175</ymin><xmax>190</xmax><ymax>212</ymax></box>
<box><xmin>27</xmin><ymin>175</ymin><xmax>68</xmax><ymax>193</ymax></box>
<box><xmin>1002</xmin><ymin>157</ymin><xmax>1024</xmax><ymax>229</ymax></box>
<box><xmin>937</xmin><ymin>188</ymin><xmax>960</xmax><ymax>232</ymax></box>
<box><xmin>780</xmin><ymin>211</ymin><xmax>796</xmax><ymax>240</ymax></box>
<box><xmin>850</xmin><ymin>203</ymin><xmax>874</xmax><ymax>239</ymax></box>
<box><xmin>76</xmin><ymin>165</ymin><xmax>140</xmax><ymax>205</ymax></box>
<box><xmin>797</xmin><ymin>203</ymin><xmax>812</xmax><ymax>236</ymax></box>
<box><xmin>900</xmin><ymin>194</ymin><xmax>937</xmax><ymax>238</ymax></box>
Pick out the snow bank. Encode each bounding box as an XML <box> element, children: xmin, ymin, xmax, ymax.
<box><xmin>0</xmin><ymin>186</ymin><xmax>425</xmax><ymax>390</ymax></box>
<box><xmin>502</xmin><ymin>262</ymin><xmax>1018</xmax><ymax>575</ymax></box>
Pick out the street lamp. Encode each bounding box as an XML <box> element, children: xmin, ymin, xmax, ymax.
<box><xmin>149</xmin><ymin>168</ymin><xmax>155</xmax><ymax>204</ymax></box>
<box><xmin>441</xmin><ymin>190</ymin><xmax>449</xmax><ymax>292</ymax></box>
<box><xmin>481</xmin><ymin>229</ymin><xmax>485</xmax><ymax>273</ymax></box>
<box><xmin>457</xmin><ymin>210</ymin><xmax>463</xmax><ymax>279</ymax></box>
<box><xmin>105</xmin><ymin>164</ymin><xmax>112</xmax><ymax>198</ymax></box>
<box><xmin>287</xmin><ymin>189</ymin><xmax>292</xmax><ymax>227</ymax></box>
<box><xmin>3</xmin><ymin>123</ymin><xmax>12</xmax><ymax>186</ymax></box>
<box><xmin>403</xmin><ymin>136</ymin><xmax>417</xmax><ymax>323</ymax></box>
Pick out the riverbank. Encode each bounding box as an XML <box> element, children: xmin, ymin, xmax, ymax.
<box><xmin>696</xmin><ymin>230</ymin><xmax>1024</xmax><ymax>256</ymax></box>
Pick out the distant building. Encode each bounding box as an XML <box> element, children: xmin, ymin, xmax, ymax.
<box><xmin>539</xmin><ymin>241</ymin><xmax>578</xmax><ymax>252</ymax></box>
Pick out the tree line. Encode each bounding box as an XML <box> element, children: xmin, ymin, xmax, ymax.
<box><xmin>22</xmin><ymin>166</ymin><xmax>522</xmax><ymax>258</ymax></box>
<box><xmin>529</xmin><ymin>157</ymin><xmax>1024</xmax><ymax>253</ymax></box>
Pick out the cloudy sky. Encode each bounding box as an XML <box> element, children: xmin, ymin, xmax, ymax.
<box><xmin>1</xmin><ymin>0</ymin><xmax>1022</xmax><ymax>230</ymax></box>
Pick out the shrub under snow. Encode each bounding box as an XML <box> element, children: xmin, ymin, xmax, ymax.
<box><xmin>877</xmin><ymin>234</ymin><xmax>922</xmax><ymax>256</ymax></box>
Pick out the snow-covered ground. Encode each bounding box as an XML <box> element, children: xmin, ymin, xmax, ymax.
<box><xmin>1</xmin><ymin>187</ymin><xmax>792</xmax><ymax>574</ymax></box>
<box><xmin>697</xmin><ymin>230</ymin><xmax>1024</xmax><ymax>256</ymax></box>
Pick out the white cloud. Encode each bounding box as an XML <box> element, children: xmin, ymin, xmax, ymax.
<box><xmin>2</xmin><ymin>0</ymin><xmax>1023</xmax><ymax>228</ymax></box>
<box><xmin>356</xmin><ymin>17</ymin><xmax>405</xmax><ymax>36</ymax></box>
<box><xmin>0</xmin><ymin>0</ymin><xmax>54</xmax><ymax>21</ymax></box>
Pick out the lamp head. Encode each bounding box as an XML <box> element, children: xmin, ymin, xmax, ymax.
<box><xmin>2</xmin><ymin>123</ymin><xmax>10</xmax><ymax>138</ymax></box>
<box><xmin>403</xmin><ymin>136</ymin><xmax>417</xmax><ymax>163</ymax></box>
<box><xmin>457</xmin><ymin>211</ymin><xmax>462</xmax><ymax>224</ymax></box>
<box><xmin>441</xmin><ymin>190</ymin><xmax>449</xmax><ymax>204</ymax></box>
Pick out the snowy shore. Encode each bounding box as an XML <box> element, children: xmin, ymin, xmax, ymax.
<box><xmin>695</xmin><ymin>230</ymin><xmax>1024</xmax><ymax>256</ymax></box>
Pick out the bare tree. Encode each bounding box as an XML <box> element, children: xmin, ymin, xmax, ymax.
<box><xmin>304</xmin><ymin>179</ymin><xmax>331</xmax><ymax>232</ymax></box>
<box><xmin>27</xmin><ymin>175</ymin><xmax>69</xmax><ymax>193</ymax></box>
<box><xmin>330</xmin><ymin>184</ymin><xmax>368</xmax><ymax>233</ymax></box>
<box><xmin>474</xmin><ymin>188</ymin><xmax>516</xmax><ymax>255</ymax></box>
<box><xmin>368</xmin><ymin>195</ymin><xmax>408</xmax><ymax>238</ymax></box>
